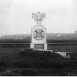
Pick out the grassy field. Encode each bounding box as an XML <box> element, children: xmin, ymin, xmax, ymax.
<box><xmin>0</xmin><ymin>48</ymin><xmax>76</xmax><ymax>76</ymax></box>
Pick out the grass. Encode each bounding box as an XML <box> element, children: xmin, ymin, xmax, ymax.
<box><xmin>0</xmin><ymin>48</ymin><xmax>76</xmax><ymax>76</ymax></box>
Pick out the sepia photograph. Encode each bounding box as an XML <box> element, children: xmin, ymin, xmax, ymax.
<box><xmin>0</xmin><ymin>0</ymin><xmax>77</xmax><ymax>76</ymax></box>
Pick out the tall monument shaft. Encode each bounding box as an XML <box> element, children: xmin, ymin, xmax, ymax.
<box><xmin>30</xmin><ymin>12</ymin><xmax>47</xmax><ymax>50</ymax></box>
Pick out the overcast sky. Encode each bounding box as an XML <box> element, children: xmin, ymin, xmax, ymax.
<box><xmin>0</xmin><ymin>0</ymin><xmax>77</xmax><ymax>36</ymax></box>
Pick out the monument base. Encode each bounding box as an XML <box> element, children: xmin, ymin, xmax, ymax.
<box><xmin>30</xmin><ymin>43</ymin><xmax>47</xmax><ymax>50</ymax></box>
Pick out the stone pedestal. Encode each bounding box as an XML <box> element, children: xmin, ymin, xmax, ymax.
<box><xmin>30</xmin><ymin>25</ymin><xmax>47</xmax><ymax>50</ymax></box>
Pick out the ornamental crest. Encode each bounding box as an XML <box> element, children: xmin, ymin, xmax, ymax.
<box><xmin>34</xmin><ymin>29</ymin><xmax>44</xmax><ymax>40</ymax></box>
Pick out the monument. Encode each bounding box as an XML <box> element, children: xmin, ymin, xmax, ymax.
<box><xmin>30</xmin><ymin>12</ymin><xmax>47</xmax><ymax>50</ymax></box>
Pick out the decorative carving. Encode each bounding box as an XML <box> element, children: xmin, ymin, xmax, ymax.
<box><xmin>34</xmin><ymin>29</ymin><xmax>44</xmax><ymax>40</ymax></box>
<box><xmin>32</xmin><ymin>12</ymin><xmax>45</xmax><ymax>25</ymax></box>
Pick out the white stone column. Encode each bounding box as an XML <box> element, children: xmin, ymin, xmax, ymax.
<box><xmin>30</xmin><ymin>25</ymin><xmax>47</xmax><ymax>50</ymax></box>
<box><xmin>30</xmin><ymin>12</ymin><xmax>47</xmax><ymax>50</ymax></box>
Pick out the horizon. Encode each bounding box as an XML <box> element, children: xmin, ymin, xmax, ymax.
<box><xmin>0</xmin><ymin>0</ymin><xmax>77</xmax><ymax>36</ymax></box>
<box><xmin>0</xmin><ymin>32</ymin><xmax>77</xmax><ymax>37</ymax></box>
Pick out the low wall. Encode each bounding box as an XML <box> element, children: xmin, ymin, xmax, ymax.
<box><xmin>0</xmin><ymin>43</ymin><xmax>77</xmax><ymax>52</ymax></box>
